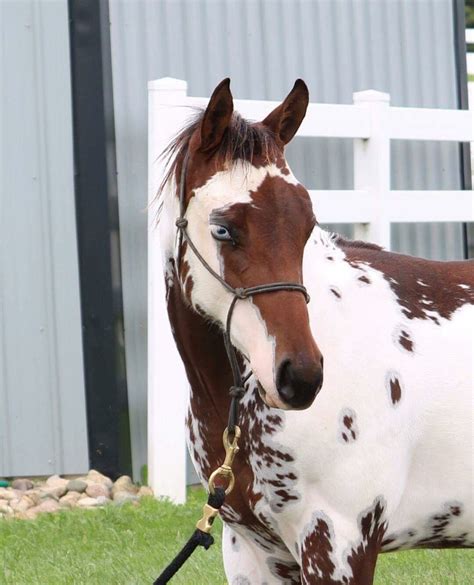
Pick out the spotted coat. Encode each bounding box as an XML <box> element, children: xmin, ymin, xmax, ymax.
<box><xmin>158</xmin><ymin>80</ymin><xmax>473</xmax><ymax>584</ymax></box>
<box><xmin>165</xmin><ymin>229</ymin><xmax>473</xmax><ymax>583</ymax></box>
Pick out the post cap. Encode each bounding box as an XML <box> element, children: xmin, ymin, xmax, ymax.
<box><xmin>148</xmin><ymin>77</ymin><xmax>188</xmax><ymax>92</ymax></box>
<box><xmin>353</xmin><ymin>90</ymin><xmax>390</xmax><ymax>104</ymax></box>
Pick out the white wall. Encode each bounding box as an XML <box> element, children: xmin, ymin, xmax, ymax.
<box><xmin>0</xmin><ymin>0</ymin><xmax>89</xmax><ymax>476</ymax></box>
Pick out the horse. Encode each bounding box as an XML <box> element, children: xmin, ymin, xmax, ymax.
<box><xmin>156</xmin><ymin>78</ymin><xmax>474</xmax><ymax>584</ymax></box>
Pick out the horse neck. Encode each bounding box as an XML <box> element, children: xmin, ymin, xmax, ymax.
<box><xmin>304</xmin><ymin>226</ymin><xmax>474</xmax><ymax>333</ymax></box>
<box><xmin>165</xmin><ymin>264</ymin><xmax>233</xmax><ymax>424</ymax></box>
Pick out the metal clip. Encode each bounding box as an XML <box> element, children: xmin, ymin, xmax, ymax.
<box><xmin>196</xmin><ymin>503</ymin><xmax>220</xmax><ymax>533</ymax></box>
<box><xmin>208</xmin><ymin>426</ymin><xmax>241</xmax><ymax>495</ymax></box>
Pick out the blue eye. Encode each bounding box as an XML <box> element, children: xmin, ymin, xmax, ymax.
<box><xmin>210</xmin><ymin>224</ymin><xmax>233</xmax><ymax>241</ymax></box>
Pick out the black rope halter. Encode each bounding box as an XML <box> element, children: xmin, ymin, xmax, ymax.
<box><xmin>175</xmin><ymin>151</ymin><xmax>310</xmax><ymax>435</ymax></box>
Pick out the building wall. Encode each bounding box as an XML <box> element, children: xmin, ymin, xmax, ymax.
<box><xmin>109</xmin><ymin>0</ymin><xmax>467</xmax><ymax>480</ymax></box>
<box><xmin>0</xmin><ymin>0</ymin><xmax>89</xmax><ymax>476</ymax></box>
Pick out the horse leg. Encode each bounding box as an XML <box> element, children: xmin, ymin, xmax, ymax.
<box><xmin>223</xmin><ymin>523</ymin><xmax>301</xmax><ymax>584</ymax></box>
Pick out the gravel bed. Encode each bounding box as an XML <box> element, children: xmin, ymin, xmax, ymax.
<box><xmin>0</xmin><ymin>470</ymin><xmax>154</xmax><ymax>520</ymax></box>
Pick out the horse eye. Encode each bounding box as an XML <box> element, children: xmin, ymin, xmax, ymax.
<box><xmin>210</xmin><ymin>224</ymin><xmax>233</xmax><ymax>241</ymax></box>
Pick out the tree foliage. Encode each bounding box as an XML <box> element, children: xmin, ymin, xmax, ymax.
<box><xmin>467</xmin><ymin>0</ymin><xmax>474</xmax><ymax>29</ymax></box>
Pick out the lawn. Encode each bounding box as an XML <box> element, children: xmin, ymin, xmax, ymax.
<box><xmin>0</xmin><ymin>488</ymin><xmax>471</xmax><ymax>584</ymax></box>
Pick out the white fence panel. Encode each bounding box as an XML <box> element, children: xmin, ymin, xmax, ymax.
<box><xmin>148</xmin><ymin>79</ymin><xmax>189</xmax><ymax>504</ymax></box>
<box><xmin>148</xmin><ymin>78</ymin><xmax>473</xmax><ymax>501</ymax></box>
<box><xmin>389</xmin><ymin>107</ymin><xmax>472</xmax><ymax>142</ymax></box>
<box><xmin>309</xmin><ymin>190</ymin><xmax>371</xmax><ymax>224</ymax></box>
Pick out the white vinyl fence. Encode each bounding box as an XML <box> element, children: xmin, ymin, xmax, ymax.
<box><xmin>148</xmin><ymin>77</ymin><xmax>473</xmax><ymax>503</ymax></box>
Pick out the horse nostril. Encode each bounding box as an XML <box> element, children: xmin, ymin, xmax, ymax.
<box><xmin>277</xmin><ymin>358</ymin><xmax>323</xmax><ymax>409</ymax></box>
<box><xmin>277</xmin><ymin>359</ymin><xmax>296</xmax><ymax>403</ymax></box>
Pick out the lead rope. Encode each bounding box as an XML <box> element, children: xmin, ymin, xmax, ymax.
<box><xmin>153</xmin><ymin>152</ymin><xmax>309</xmax><ymax>584</ymax></box>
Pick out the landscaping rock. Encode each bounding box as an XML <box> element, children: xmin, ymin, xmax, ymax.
<box><xmin>25</xmin><ymin>508</ymin><xmax>38</xmax><ymax>520</ymax></box>
<box><xmin>66</xmin><ymin>479</ymin><xmax>87</xmax><ymax>494</ymax></box>
<box><xmin>138</xmin><ymin>486</ymin><xmax>154</xmax><ymax>498</ymax></box>
<box><xmin>2</xmin><ymin>469</ymin><xmax>145</xmax><ymax>519</ymax></box>
<box><xmin>87</xmin><ymin>470</ymin><xmax>113</xmax><ymax>488</ymax></box>
<box><xmin>95</xmin><ymin>496</ymin><xmax>109</xmax><ymax>507</ymax></box>
<box><xmin>0</xmin><ymin>488</ymin><xmax>18</xmax><ymax>501</ymax></box>
<box><xmin>33</xmin><ymin>499</ymin><xmax>60</xmax><ymax>514</ymax></box>
<box><xmin>15</xmin><ymin>508</ymin><xmax>38</xmax><ymax>520</ymax></box>
<box><xmin>86</xmin><ymin>483</ymin><xmax>110</xmax><ymax>499</ymax></box>
<box><xmin>25</xmin><ymin>490</ymin><xmax>42</xmax><ymax>506</ymax></box>
<box><xmin>10</xmin><ymin>496</ymin><xmax>35</xmax><ymax>513</ymax></box>
<box><xmin>112</xmin><ymin>476</ymin><xmax>137</xmax><ymax>498</ymax></box>
<box><xmin>22</xmin><ymin>495</ymin><xmax>36</xmax><ymax>511</ymax></box>
<box><xmin>113</xmin><ymin>491</ymin><xmax>139</xmax><ymax>505</ymax></box>
<box><xmin>40</xmin><ymin>485</ymin><xmax>65</xmax><ymax>499</ymax></box>
<box><xmin>46</xmin><ymin>474</ymin><xmax>66</xmax><ymax>486</ymax></box>
<box><xmin>45</xmin><ymin>476</ymin><xmax>68</xmax><ymax>492</ymax></box>
<box><xmin>12</xmin><ymin>478</ymin><xmax>34</xmax><ymax>491</ymax></box>
<box><xmin>59</xmin><ymin>492</ymin><xmax>82</xmax><ymax>509</ymax></box>
<box><xmin>77</xmin><ymin>497</ymin><xmax>101</xmax><ymax>509</ymax></box>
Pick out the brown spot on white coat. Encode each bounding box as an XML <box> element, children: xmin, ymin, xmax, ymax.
<box><xmin>385</xmin><ymin>371</ymin><xmax>403</xmax><ymax>405</ymax></box>
<box><xmin>339</xmin><ymin>408</ymin><xmax>359</xmax><ymax>443</ymax></box>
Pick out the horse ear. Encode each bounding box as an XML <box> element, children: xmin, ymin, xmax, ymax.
<box><xmin>199</xmin><ymin>78</ymin><xmax>234</xmax><ymax>152</ymax></box>
<box><xmin>262</xmin><ymin>79</ymin><xmax>309</xmax><ymax>145</ymax></box>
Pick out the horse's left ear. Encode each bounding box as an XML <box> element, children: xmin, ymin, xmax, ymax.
<box><xmin>262</xmin><ymin>79</ymin><xmax>309</xmax><ymax>146</ymax></box>
<box><xmin>199</xmin><ymin>78</ymin><xmax>234</xmax><ymax>152</ymax></box>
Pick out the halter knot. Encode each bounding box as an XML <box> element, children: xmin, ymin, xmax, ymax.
<box><xmin>234</xmin><ymin>288</ymin><xmax>248</xmax><ymax>299</ymax></box>
<box><xmin>175</xmin><ymin>218</ymin><xmax>188</xmax><ymax>229</ymax></box>
<box><xmin>229</xmin><ymin>385</ymin><xmax>246</xmax><ymax>399</ymax></box>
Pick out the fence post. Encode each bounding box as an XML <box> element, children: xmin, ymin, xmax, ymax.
<box><xmin>353</xmin><ymin>90</ymin><xmax>391</xmax><ymax>249</ymax></box>
<box><xmin>148</xmin><ymin>78</ymin><xmax>189</xmax><ymax>503</ymax></box>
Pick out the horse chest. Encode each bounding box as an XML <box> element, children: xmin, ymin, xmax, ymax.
<box><xmin>186</xmin><ymin>387</ymin><xmax>303</xmax><ymax>543</ymax></box>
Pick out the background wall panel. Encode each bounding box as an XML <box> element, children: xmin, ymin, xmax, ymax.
<box><xmin>109</xmin><ymin>0</ymin><xmax>467</xmax><ymax>480</ymax></box>
<box><xmin>0</xmin><ymin>0</ymin><xmax>88</xmax><ymax>476</ymax></box>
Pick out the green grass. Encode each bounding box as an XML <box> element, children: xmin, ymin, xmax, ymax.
<box><xmin>0</xmin><ymin>488</ymin><xmax>472</xmax><ymax>584</ymax></box>
<box><xmin>469</xmin><ymin>74</ymin><xmax>474</xmax><ymax>83</ymax></box>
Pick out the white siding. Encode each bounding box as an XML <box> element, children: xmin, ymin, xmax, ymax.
<box><xmin>0</xmin><ymin>0</ymin><xmax>88</xmax><ymax>476</ymax></box>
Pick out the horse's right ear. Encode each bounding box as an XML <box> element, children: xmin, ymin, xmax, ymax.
<box><xmin>199</xmin><ymin>78</ymin><xmax>234</xmax><ymax>152</ymax></box>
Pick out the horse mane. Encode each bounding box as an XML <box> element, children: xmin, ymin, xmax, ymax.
<box><xmin>157</xmin><ymin>109</ymin><xmax>281</xmax><ymax>206</ymax></box>
<box><xmin>334</xmin><ymin>235</ymin><xmax>383</xmax><ymax>252</ymax></box>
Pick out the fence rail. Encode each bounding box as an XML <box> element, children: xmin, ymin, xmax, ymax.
<box><xmin>148</xmin><ymin>77</ymin><xmax>473</xmax><ymax>502</ymax></box>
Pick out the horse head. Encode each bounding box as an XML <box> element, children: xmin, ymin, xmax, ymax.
<box><xmin>162</xmin><ymin>79</ymin><xmax>323</xmax><ymax>410</ymax></box>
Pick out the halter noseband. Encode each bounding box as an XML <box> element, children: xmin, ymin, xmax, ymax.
<box><xmin>174</xmin><ymin>151</ymin><xmax>310</xmax><ymax>434</ymax></box>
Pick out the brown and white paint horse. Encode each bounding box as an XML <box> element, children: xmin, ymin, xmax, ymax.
<box><xmin>157</xmin><ymin>79</ymin><xmax>474</xmax><ymax>584</ymax></box>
